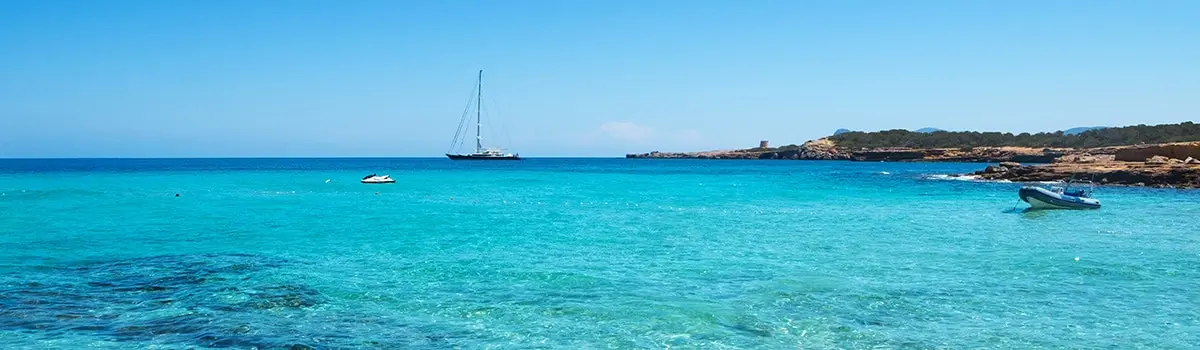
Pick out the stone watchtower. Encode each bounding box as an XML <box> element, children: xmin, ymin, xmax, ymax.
<box><xmin>759</xmin><ymin>140</ymin><xmax>769</xmax><ymax>149</ymax></box>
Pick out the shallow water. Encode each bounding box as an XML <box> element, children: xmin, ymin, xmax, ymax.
<box><xmin>1</xmin><ymin>158</ymin><xmax>1198</xmax><ymax>348</ymax></box>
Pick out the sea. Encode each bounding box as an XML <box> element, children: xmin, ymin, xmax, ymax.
<box><xmin>1</xmin><ymin>158</ymin><xmax>1197</xmax><ymax>349</ymax></box>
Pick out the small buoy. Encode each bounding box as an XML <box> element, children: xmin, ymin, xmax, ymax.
<box><xmin>175</xmin><ymin>193</ymin><xmax>180</xmax><ymax>197</ymax></box>
<box><xmin>1074</xmin><ymin>257</ymin><xmax>1080</xmax><ymax>261</ymax></box>
<box><xmin>325</xmin><ymin>179</ymin><xmax>331</xmax><ymax>183</ymax></box>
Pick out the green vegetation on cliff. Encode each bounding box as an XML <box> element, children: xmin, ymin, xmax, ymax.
<box><xmin>830</xmin><ymin>122</ymin><xmax>1199</xmax><ymax>149</ymax></box>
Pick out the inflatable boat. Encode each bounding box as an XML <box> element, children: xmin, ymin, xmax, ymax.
<box><xmin>1018</xmin><ymin>184</ymin><xmax>1100</xmax><ymax>210</ymax></box>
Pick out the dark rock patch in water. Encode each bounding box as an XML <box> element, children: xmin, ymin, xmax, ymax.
<box><xmin>0</xmin><ymin>253</ymin><xmax>486</xmax><ymax>348</ymax></box>
<box><xmin>242</xmin><ymin>284</ymin><xmax>323</xmax><ymax>310</ymax></box>
<box><xmin>0</xmin><ymin>254</ymin><xmax>329</xmax><ymax>348</ymax></box>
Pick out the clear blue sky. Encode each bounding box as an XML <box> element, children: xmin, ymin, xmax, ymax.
<box><xmin>1</xmin><ymin>0</ymin><xmax>1197</xmax><ymax>157</ymax></box>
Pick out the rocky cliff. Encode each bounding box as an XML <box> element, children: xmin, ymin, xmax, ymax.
<box><xmin>1113</xmin><ymin>142</ymin><xmax>1200</xmax><ymax>162</ymax></box>
<box><xmin>972</xmin><ymin>161</ymin><xmax>1200</xmax><ymax>188</ymax></box>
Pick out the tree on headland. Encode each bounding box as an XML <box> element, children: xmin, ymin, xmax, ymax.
<box><xmin>829</xmin><ymin>122</ymin><xmax>1199</xmax><ymax>149</ymax></box>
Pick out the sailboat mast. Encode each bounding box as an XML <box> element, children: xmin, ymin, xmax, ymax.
<box><xmin>475</xmin><ymin>70</ymin><xmax>483</xmax><ymax>153</ymax></box>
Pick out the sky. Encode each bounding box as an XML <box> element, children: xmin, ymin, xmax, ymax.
<box><xmin>1</xmin><ymin>0</ymin><xmax>1198</xmax><ymax>158</ymax></box>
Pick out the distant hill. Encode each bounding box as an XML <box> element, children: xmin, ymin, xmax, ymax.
<box><xmin>1063</xmin><ymin>126</ymin><xmax>1107</xmax><ymax>135</ymax></box>
<box><xmin>833</xmin><ymin>128</ymin><xmax>852</xmax><ymax>136</ymax></box>
<box><xmin>829</xmin><ymin>121</ymin><xmax>1199</xmax><ymax>149</ymax></box>
<box><xmin>913</xmin><ymin>127</ymin><xmax>943</xmax><ymax>133</ymax></box>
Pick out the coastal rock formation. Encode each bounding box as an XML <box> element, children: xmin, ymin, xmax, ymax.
<box><xmin>759</xmin><ymin>139</ymin><xmax>850</xmax><ymax>160</ymax></box>
<box><xmin>629</xmin><ymin>144</ymin><xmax>1066</xmax><ymax>163</ymax></box>
<box><xmin>850</xmin><ymin>148</ymin><xmax>925</xmax><ymax>161</ymax></box>
<box><xmin>628</xmin><ymin>137</ymin><xmax>1200</xmax><ymax>167</ymax></box>
<box><xmin>849</xmin><ymin>147</ymin><xmax>1061</xmax><ymax>163</ymax></box>
<box><xmin>1054</xmin><ymin>153</ymin><xmax>1115</xmax><ymax>164</ymax></box>
<box><xmin>1114</xmin><ymin>142</ymin><xmax>1200</xmax><ymax>162</ymax></box>
<box><xmin>972</xmin><ymin>161</ymin><xmax>1200</xmax><ymax>188</ymax></box>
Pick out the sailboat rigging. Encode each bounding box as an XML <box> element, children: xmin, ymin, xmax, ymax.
<box><xmin>446</xmin><ymin>70</ymin><xmax>520</xmax><ymax>160</ymax></box>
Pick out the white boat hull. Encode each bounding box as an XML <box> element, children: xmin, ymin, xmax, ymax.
<box><xmin>361</xmin><ymin>175</ymin><xmax>395</xmax><ymax>184</ymax></box>
<box><xmin>1019</xmin><ymin>186</ymin><xmax>1100</xmax><ymax>210</ymax></box>
<box><xmin>1024</xmin><ymin>195</ymin><xmax>1074</xmax><ymax>209</ymax></box>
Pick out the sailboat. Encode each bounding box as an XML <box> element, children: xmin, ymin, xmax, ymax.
<box><xmin>446</xmin><ymin>70</ymin><xmax>520</xmax><ymax>160</ymax></box>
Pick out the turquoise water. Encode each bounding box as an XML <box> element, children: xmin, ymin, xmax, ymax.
<box><xmin>1</xmin><ymin>158</ymin><xmax>1198</xmax><ymax>349</ymax></box>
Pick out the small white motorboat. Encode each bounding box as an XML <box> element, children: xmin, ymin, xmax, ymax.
<box><xmin>1018</xmin><ymin>180</ymin><xmax>1100</xmax><ymax>210</ymax></box>
<box><xmin>360</xmin><ymin>174</ymin><xmax>395</xmax><ymax>184</ymax></box>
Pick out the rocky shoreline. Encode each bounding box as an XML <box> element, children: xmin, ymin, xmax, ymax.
<box><xmin>626</xmin><ymin>139</ymin><xmax>1066</xmax><ymax>163</ymax></box>
<box><xmin>964</xmin><ymin>143</ymin><xmax>1200</xmax><ymax>188</ymax></box>
<box><xmin>629</xmin><ymin>140</ymin><xmax>1200</xmax><ymax>188</ymax></box>
<box><xmin>969</xmin><ymin>159</ymin><xmax>1200</xmax><ymax>188</ymax></box>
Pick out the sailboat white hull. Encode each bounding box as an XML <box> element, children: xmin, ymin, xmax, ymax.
<box><xmin>446</xmin><ymin>153</ymin><xmax>520</xmax><ymax>160</ymax></box>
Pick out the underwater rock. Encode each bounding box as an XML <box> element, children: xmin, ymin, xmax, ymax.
<box><xmin>0</xmin><ymin>254</ymin><xmax>326</xmax><ymax>348</ymax></box>
<box><xmin>242</xmin><ymin>284</ymin><xmax>323</xmax><ymax>310</ymax></box>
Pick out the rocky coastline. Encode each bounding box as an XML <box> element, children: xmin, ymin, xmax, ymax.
<box><xmin>965</xmin><ymin>142</ymin><xmax>1200</xmax><ymax>188</ymax></box>
<box><xmin>626</xmin><ymin>138</ymin><xmax>1064</xmax><ymax>163</ymax></box>
<box><xmin>629</xmin><ymin>140</ymin><xmax>1200</xmax><ymax>188</ymax></box>
<box><xmin>969</xmin><ymin>158</ymin><xmax>1200</xmax><ymax>188</ymax></box>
